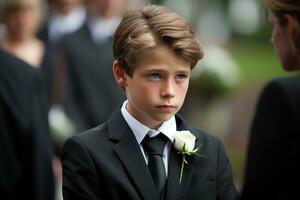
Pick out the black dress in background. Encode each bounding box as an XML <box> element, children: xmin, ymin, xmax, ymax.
<box><xmin>0</xmin><ymin>48</ymin><xmax>55</xmax><ymax>200</ymax></box>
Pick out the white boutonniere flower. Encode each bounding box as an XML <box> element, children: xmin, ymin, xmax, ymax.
<box><xmin>173</xmin><ymin>130</ymin><xmax>203</xmax><ymax>183</ymax></box>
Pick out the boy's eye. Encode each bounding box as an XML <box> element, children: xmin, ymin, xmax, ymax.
<box><xmin>148</xmin><ymin>72</ymin><xmax>161</xmax><ymax>80</ymax></box>
<box><xmin>176</xmin><ymin>74</ymin><xmax>188</xmax><ymax>81</ymax></box>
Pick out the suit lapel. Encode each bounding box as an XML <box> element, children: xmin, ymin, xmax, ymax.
<box><xmin>108</xmin><ymin>110</ymin><xmax>159</xmax><ymax>200</ymax></box>
<box><xmin>165</xmin><ymin>115</ymin><xmax>200</xmax><ymax>200</ymax></box>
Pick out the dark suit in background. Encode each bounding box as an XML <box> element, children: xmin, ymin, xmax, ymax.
<box><xmin>62</xmin><ymin>110</ymin><xmax>238</xmax><ymax>200</ymax></box>
<box><xmin>60</xmin><ymin>23</ymin><xmax>124</xmax><ymax>131</ymax></box>
<box><xmin>0</xmin><ymin>49</ymin><xmax>55</xmax><ymax>200</ymax></box>
<box><xmin>241</xmin><ymin>76</ymin><xmax>300</xmax><ymax>200</ymax></box>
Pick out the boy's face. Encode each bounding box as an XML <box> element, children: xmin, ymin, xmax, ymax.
<box><xmin>114</xmin><ymin>45</ymin><xmax>191</xmax><ymax>129</ymax></box>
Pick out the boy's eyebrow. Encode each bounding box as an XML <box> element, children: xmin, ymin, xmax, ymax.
<box><xmin>143</xmin><ymin>69</ymin><xmax>191</xmax><ymax>73</ymax></box>
<box><xmin>176</xmin><ymin>70</ymin><xmax>191</xmax><ymax>73</ymax></box>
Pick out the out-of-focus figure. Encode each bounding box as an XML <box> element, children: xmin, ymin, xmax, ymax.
<box><xmin>241</xmin><ymin>0</ymin><xmax>300</xmax><ymax>199</ymax></box>
<box><xmin>38</xmin><ymin>0</ymin><xmax>86</xmax><ymax>45</ymax></box>
<box><xmin>0</xmin><ymin>0</ymin><xmax>55</xmax><ymax>199</ymax></box>
<box><xmin>58</xmin><ymin>0</ymin><xmax>131</xmax><ymax>133</ymax></box>
<box><xmin>0</xmin><ymin>0</ymin><xmax>54</xmax><ymax>110</ymax></box>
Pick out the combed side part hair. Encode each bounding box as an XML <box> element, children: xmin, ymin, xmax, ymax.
<box><xmin>113</xmin><ymin>5</ymin><xmax>204</xmax><ymax>76</ymax></box>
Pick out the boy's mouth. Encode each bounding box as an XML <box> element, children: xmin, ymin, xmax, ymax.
<box><xmin>157</xmin><ymin>105</ymin><xmax>176</xmax><ymax>108</ymax></box>
<box><xmin>156</xmin><ymin>105</ymin><xmax>177</xmax><ymax>111</ymax></box>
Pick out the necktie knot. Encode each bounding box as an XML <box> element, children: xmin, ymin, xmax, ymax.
<box><xmin>142</xmin><ymin>133</ymin><xmax>167</xmax><ymax>156</ymax></box>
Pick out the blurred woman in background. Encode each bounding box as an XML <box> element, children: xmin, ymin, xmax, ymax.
<box><xmin>0</xmin><ymin>0</ymin><xmax>55</xmax><ymax>199</ymax></box>
<box><xmin>0</xmin><ymin>0</ymin><xmax>53</xmax><ymax>109</ymax></box>
<box><xmin>241</xmin><ymin>0</ymin><xmax>300</xmax><ymax>199</ymax></box>
<box><xmin>0</xmin><ymin>0</ymin><xmax>46</xmax><ymax>68</ymax></box>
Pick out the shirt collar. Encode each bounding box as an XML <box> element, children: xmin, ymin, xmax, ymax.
<box><xmin>121</xmin><ymin>100</ymin><xmax>177</xmax><ymax>144</ymax></box>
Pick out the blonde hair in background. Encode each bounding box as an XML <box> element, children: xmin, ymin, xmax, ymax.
<box><xmin>113</xmin><ymin>4</ymin><xmax>204</xmax><ymax>76</ymax></box>
<box><xmin>263</xmin><ymin>0</ymin><xmax>300</xmax><ymax>53</ymax></box>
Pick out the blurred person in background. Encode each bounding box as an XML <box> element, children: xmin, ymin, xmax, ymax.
<box><xmin>0</xmin><ymin>48</ymin><xmax>55</xmax><ymax>200</ymax></box>
<box><xmin>57</xmin><ymin>0</ymin><xmax>131</xmax><ymax>133</ymax></box>
<box><xmin>37</xmin><ymin>0</ymin><xmax>87</xmax><ymax>154</ymax></box>
<box><xmin>0</xmin><ymin>1</ymin><xmax>55</xmax><ymax>198</ymax></box>
<box><xmin>37</xmin><ymin>0</ymin><xmax>87</xmax><ymax>107</ymax></box>
<box><xmin>0</xmin><ymin>0</ymin><xmax>54</xmax><ymax>110</ymax></box>
<box><xmin>38</xmin><ymin>0</ymin><xmax>87</xmax><ymax>45</ymax></box>
<box><xmin>37</xmin><ymin>0</ymin><xmax>87</xmax><ymax>186</ymax></box>
<box><xmin>241</xmin><ymin>0</ymin><xmax>300</xmax><ymax>199</ymax></box>
<box><xmin>0</xmin><ymin>0</ymin><xmax>62</xmax><ymax>198</ymax></box>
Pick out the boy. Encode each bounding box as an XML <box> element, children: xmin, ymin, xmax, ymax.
<box><xmin>61</xmin><ymin>5</ymin><xmax>238</xmax><ymax>200</ymax></box>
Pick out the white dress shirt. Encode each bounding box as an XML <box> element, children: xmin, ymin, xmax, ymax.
<box><xmin>121</xmin><ymin>101</ymin><xmax>177</xmax><ymax>177</ymax></box>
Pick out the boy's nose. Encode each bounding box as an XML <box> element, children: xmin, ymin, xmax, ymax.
<box><xmin>161</xmin><ymin>80</ymin><xmax>175</xmax><ymax>98</ymax></box>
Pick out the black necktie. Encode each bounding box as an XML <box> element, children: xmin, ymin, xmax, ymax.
<box><xmin>142</xmin><ymin>133</ymin><xmax>168</xmax><ymax>198</ymax></box>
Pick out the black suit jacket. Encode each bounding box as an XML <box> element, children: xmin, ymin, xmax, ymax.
<box><xmin>0</xmin><ymin>49</ymin><xmax>55</xmax><ymax>200</ymax></box>
<box><xmin>60</xmin><ymin>23</ymin><xmax>125</xmax><ymax>131</ymax></box>
<box><xmin>241</xmin><ymin>76</ymin><xmax>300</xmax><ymax>200</ymax></box>
<box><xmin>62</xmin><ymin>110</ymin><xmax>238</xmax><ymax>200</ymax></box>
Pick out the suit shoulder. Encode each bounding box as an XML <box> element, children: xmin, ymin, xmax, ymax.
<box><xmin>261</xmin><ymin>77</ymin><xmax>300</xmax><ymax>107</ymax></box>
<box><xmin>63</xmin><ymin>123</ymin><xmax>110</xmax><ymax>149</ymax></box>
<box><xmin>264</xmin><ymin>76</ymin><xmax>300</xmax><ymax>93</ymax></box>
<box><xmin>273</xmin><ymin>76</ymin><xmax>300</xmax><ymax>85</ymax></box>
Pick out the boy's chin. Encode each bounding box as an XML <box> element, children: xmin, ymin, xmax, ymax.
<box><xmin>153</xmin><ymin>113</ymin><xmax>176</xmax><ymax>122</ymax></box>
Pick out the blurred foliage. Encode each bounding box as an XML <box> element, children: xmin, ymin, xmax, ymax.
<box><xmin>228</xmin><ymin>37</ymin><xmax>289</xmax><ymax>87</ymax></box>
<box><xmin>228</xmin><ymin>38</ymin><xmax>287</xmax><ymax>86</ymax></box>
<box><xmin>190</xmin><ymin>71</ymin><xmax>233</xmax><ymax>98</ymax></box>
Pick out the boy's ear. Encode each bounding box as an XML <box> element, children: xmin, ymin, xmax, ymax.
<box><xmin>113</xmin><ymin>60</ymin><xmax>127</xmax><ymax>88</ymax></box>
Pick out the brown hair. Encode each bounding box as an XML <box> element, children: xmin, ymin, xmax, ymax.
<box><xmin>263</xmin><ymin>0</ymin><xmax>300</xmax><ymax>52</ymax></box>
<box><xmin>113</xmin><ymin>4</ymin><xmax>204</xmax><ymax>76</ymax></box>
<box><xmin>0</xmin><ymin>0</ymin><xmax>44</xmax><ymax>18</ymax></box>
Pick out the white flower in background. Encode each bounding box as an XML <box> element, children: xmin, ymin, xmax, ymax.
<box><xmin>48</xmin><ymin>105</ymin><xmax>75</xmax><ymax>143</ymax></box>
<box><xmin>191</xmin><ymin>44</ymin><xmax>240</xmax><ymax>90</ymax></box>
<box><xmin>229</xmin><ymin>0</ymin><xmax>262</xmax><ymax>35</ymax></box>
